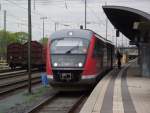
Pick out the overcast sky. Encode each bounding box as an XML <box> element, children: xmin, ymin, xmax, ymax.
<box><xmin>0</xmin><ymin>0</ymin><xmax>150</xmax><ymax>46</ymax></box>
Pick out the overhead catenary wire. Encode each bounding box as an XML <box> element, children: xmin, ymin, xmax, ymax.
<box><xmin>2</xmin><ymin>0</ymin><xmax>106</xmax><ymax>28</ymax></box>
<box><xmin>6</xmin><ymin>0</ymin><xmax>74</xmax><ymax>27</ymax></box>
<box><xmin>0</xmin><ymin>11</ymin><xmax>50</xmax><ymax>30</ymax></box>
<box><xmin>0</xmin><ymin>0</ymin><xmax>70</xmax><ymax>35</ymax></box>
<box><xmin>4</xmin><ymin>0</ymin><xmax>66</xmax><ymax>25</ymax></box>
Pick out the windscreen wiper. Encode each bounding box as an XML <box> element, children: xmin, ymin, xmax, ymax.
<box><xmin>65</xmin><ymin>45</ymin><xmax>79</xmax><ymax>54</ymax></box>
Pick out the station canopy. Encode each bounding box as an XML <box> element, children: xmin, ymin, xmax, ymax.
<box><xmin>102</xmin><ymin>6</ymin><xmax>150</xmax><ymax>44</ymax></box>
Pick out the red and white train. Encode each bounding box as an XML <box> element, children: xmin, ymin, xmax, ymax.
<box><xmin>46</xmin><ymin>29</ymin><xmax>114</xmax><ymax>90</ymax></box>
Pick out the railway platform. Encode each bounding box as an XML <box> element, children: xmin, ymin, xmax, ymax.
<box><xmin>80</xmin><ymin>59</ymin><xmax>150</xmax><ymax>113</ymax></box>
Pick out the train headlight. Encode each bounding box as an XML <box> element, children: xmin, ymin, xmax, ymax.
<box><xmin>19</xmin><ymin>56</ymin><xmax>22</xmax><ymax>59</ymax></box>
<box><xmin>78</xmin><ymin>62</ymin><xmax>83</xmax><ymax>67</ymax></box>
<box><xmin>53</xmin><ymin>62</ymin><xmax>58</xmax><ymax>67</ymax></box>
<box><xmin>10</xmin><ymin>56</ymin><xmax>13</xmax><ymax>59</ymax></box>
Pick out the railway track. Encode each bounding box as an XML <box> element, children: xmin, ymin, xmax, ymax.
<box><xmin>0</xmin><ymin>70</ymin><xmax>27</xmax><ymax>80</ymax></box>
<box><xmin>0</xmin><ymin>73</ymin><xmax>41</xmax><ymax>96</ymax></box>
<box><xmin>25</xmin><ymin>92</ymin><xmax>89</xmax><ymax>113</ymax></box>
<box><xmin>0</xmin><ymin>69</ymin><xmax>39</xmax><ymax>80</ymax></box>
<box><xmin>0</xmin><ymin>68</ymin><xmax>21</xmax><ymax>73</ymax></box>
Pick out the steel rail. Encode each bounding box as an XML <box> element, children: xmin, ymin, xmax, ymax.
<box><xmin>0</xmin><ymin>77</ymin><xmax>41</xmax><ymax>96</ymax></box>
<box><xmin>0</xmin><ymin>76</ymin><xmax>40</xmax><ymax>88</ymax></box>
<box><xmin>25</xmin><ymin>92</ymin><xmax>90</xmax><ymax>113</ymax></box>
<box><xmin>0</xmin><ymin>71</ymin><xmax>27</xmax><ymax>80</ymax></box>
<box><xmin>0</xmin><ymin>69</ymin><xmax>38</xmax><ymax>80</ymax></box>
<box><xmin>25</xmin><ymin>92</ymin><xmax>60</xmax><ymax>113</ymax></box>
<box><xmin>0</xmin><ymin>68</ymin><xmax>21</xmax><ymax>73</ymax></box>
<box><xmin>67</xmin><ymin>94</ymin><xmax>89</xmax><ymax>113</ymax></box>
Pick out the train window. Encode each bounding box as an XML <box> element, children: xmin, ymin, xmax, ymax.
<box><xmin>50</xmin><ymin>37</ymin><xmax>89</xmax><ymax>54</ymax></box>
<box><xmin>93</xmin><ymin>39</ymin><xmax>104</xmax><ymax>57</ymax></box>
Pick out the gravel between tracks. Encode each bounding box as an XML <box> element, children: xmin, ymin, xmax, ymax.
<box><xmin>0</xmin><ymin>85</ymin><xmax>58</xmax><ymax>113</ymax></box>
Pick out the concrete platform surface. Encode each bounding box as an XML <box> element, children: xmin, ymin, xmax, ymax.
<box><xmin>80</xmin><ymin>60</ymin><xmax>150</xmax><ymax>113</ymax></box>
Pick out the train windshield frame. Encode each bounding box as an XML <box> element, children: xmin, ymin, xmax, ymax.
<box><xmin>50</xmin><ymin>37</ymin><xmax>90</xmax><ymax>54</ymax></box>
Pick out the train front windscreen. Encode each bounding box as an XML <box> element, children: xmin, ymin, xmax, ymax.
<box><xmin>50</xmin><ymin>37</ymin><xmax>89</xmax><ymax>68</ymax></box>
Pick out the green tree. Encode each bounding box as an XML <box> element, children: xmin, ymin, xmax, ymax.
<box><xmin>0</xmin><ymin>30</ymin><xmax>28</xmax><ymax>58</ymax></box>
<box><xmin>39</xmin><ymin>37</ymin><xmax>48</xmax><ymax>45</ymax></box>
<box><xmin>0</xmin><ymin>30</ymin><xmax>15</xmax><ymax>58</ymax></box>
<box><xmin>12</xmin><ymin>32</ymin><xmax>28</xmax><ymax>44</ymax></box>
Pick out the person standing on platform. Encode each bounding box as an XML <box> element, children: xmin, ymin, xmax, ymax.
<box><xmin>116</xmin><ymin>50</ymin><xmax>122</xmax><ymax>69</ymax></box>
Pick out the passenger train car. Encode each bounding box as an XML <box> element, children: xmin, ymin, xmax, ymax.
<box><xmin>46</xmin><ymin>29</ymin><xmax>114</xmax><ymax>90</ymax></box>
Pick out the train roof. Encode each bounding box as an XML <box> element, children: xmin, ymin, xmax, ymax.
<box><xmin>50</xmin><ymin>29</ymin><xmax>113</xmax><ymax>45</ymax></box>
<box><xmin>50</xmin><ymin>29</ymin><xmax>93</xmax><ymax>40</ymax></box>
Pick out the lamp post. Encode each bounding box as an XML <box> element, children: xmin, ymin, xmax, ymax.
<box><xmin>106</xmin><ymin>18</ymin><xmax>108</xmax><ymax>40</ymax></box>
<box><xmin>28</xmin><ymin>0</ymin><xmax>32</xmax><ymax>93</ymax></box>
<box><xmin>40</xmin><ymin>17</ymin><xmax>47</xmax><ymax>44</ymax></box>
<box><xmin>116</xmin><ymin>36</ymin><xmax>118</xmax><ymax>48</ymax></box>
<box><xmin>3</xmin><ymin>10</ymin><xmax>6</xmax><ymax>58</ymax></box>
<box><xmin>85</xmin><ymin>0</ymin><xmax>87</xmax><ymax>29</ymax></box>
<box><xmin>33</xmin><ymin>0</ymin><xmax>35</xmax><ymax>10</ymax></box>
<box><xmin>105</xmin><ymin>2</ymin><xmax>108</xmax><ymax>40</ymax></box>
<box><xmin>54</xmin><ymin>22</ymin><xmax>58</xmax><ymax>31</ymax></box>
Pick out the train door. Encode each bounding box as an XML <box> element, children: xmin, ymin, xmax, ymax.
<box><xmin>103</xmin><ymin>44</ymin><xmax>107</xmax><ymax>71</ymax></box>
<box><xmin>107</xmin><ymin>45</ymin><xmax>111</xmax><ymax>69</ymax></box>
<box><xmin>93</xmin><ymin>38</ymin><xmax>104</xmax><ymax>73</ymax></box>
<box><xmin>110</xmin><ymin>45</ymin><xmax>115</xmax><ymax>68</ymax></box>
